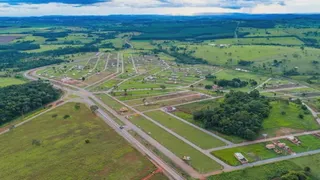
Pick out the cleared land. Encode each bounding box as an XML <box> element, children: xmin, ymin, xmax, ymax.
<box><xmin>144</xmin><ymin>110</ymin><xmax>226</xmax><ymax>149</ymax></box>
<box><xmin>128</xmin><ymin>114</ymin><xmax>222</xmax><ymax>173</ymax></box>
<box><xmin>261</xmin><ymin>101</ymin><xmax>319</xmax><ymax>137</ymax></box>
<box><xmin>0</xmin><ymin>77</ymin><xmax>26</xmax><ymax>87</ymax></box>
<box><xmin>0</xmin><ymin>103</ymin><xmax>156</xmax><ymax>180</ymax></box>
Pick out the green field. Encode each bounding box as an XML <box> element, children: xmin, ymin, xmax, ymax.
<box><xmin>113</xmin><ymin>89</ymin><xmax>180</xmax><ymax>101</ymax></box>
<box><xmin>209</xmin><ymin>161</ymin><xmax>301</xmax><ymax>180</ymax></box>
<box><xmin>261</xmin><ymin>101</ymin><xmax>319</xmax><ymax>137</ymax></box>
<box><xmin>0</xmin><ymin>103</ymin><xmax>156</xmax><ymax>180</ymax></box>
<box><xmin>0</xmin><ymin>77</ymin><xmax>26</xmax><ymax>87</ymax></box>
<box><xmin>24</xmin><ymin>45</ymin><xmax>80</xmax><ymax>53</ymax></box>
<box><xmin>214</xmin><ymin>37</ymin><xmax>304</xmax><ymax>46</ymax></box>
<box><xmin>144</xmin><ymin>110</ymin><xmax>226</xmax><ymax>149</ymax></box>
<box><xmin>96</xmin><ymin>93</ymin><xmax>133</xmax><ymax>114</ymax></box>
<box><xmin>212</xmin><ymin>135</ymin><xmax>320</xmax><ymax>166</ymax></box>
<box><xmin>128</xmin><ymin>114</ymin><xmax>222</xmax><ymax>173</ymax></box>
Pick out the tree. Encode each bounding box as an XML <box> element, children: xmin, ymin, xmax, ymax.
<box><xmin>160</xmin><ymin>85</ymin><xmax>166</xmax><ymax>91</ymax></box>
<box><xmin>82</xmin><ymin>77</ymin><xmax>85</xmax><ymax>81</ymax></box>
<box><xmin>90</xmin><ymin>105</ymin><xmax>99</xmax><ymax>113</ymax></box>
<box><xmin>74</xmin><ymin>103</ymin><xmax>81</xmax><ymax>110</ymax></box>
<box><xmin>204</xmin><ymin>85</ymin><xmax>212</xmax><ymax>90</ymax></box>
<box><xmin>190</xmin><ymin>85</ymin><xmax>194</xmax><ymax>90</ymax></box>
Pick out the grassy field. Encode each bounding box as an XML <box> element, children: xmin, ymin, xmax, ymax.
<box><xmin>131</xmin><ymin>40</ymin><xmax>155</xmax><ymax>50</ymax></box>
<box><xmin>212</xmin><ymin>134</ymin><xmax>320</xmax><ymax>166</ymax></box>
<box><xmin>128</xmin><ymin>114</ymin><xmax>222</xmax><ymax>173</ymax></box>
<box><xmin>0</xmin><ymin>77</ymin><xmax>26</xmax><ymax>87</ymax></box>
<box><xmin>261</xmin><ymin>101</ymin><xmax>319</xmax><ymax>137</ymax></box>
<box><xmin>212</xmin><ymin>143</ymin><xmax>281</xmax><ymax>166</ymax></box>
<box><xmin>209</xmin><ymin>161</ymin><xmax>301</xmax><ymax>180</ymax></box>
<box><xmin>0</xmin><ymin>103</ymin><xmax>156</xmax><ymax>180</ymax></box>
<box><xmin>24</xmin><ymin>45</ymin><xmax>80</xmax><ymax>53</ymax></box>
<box><xmin>214</xmin><ymin>37</ymin><xmax>304</xmax><ymax>46</ymax></box>
<box><xmin>305</xmin><ymin>98</ymin><xmax>320</xmax><ymax>112</ymax></box>
<box><xmin>113</xmin><ymin>89</ymin><xmax>181</xmax><ymax>101</ymax></box>
<box><xmin>96</xmin><ymin>93</ymin><xmax>133</xmax><ymax>114</ymax></box>
<box><xmin>144</xmin><ymin>110</ymin><xmax>226</xmax><ymax>149</ymax></box>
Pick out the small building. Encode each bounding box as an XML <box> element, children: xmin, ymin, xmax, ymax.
<box><xmin>287</xmin><ymin>136</ymin><xmax>301</xmax><ymax>145</ymax></box>
<box><xmin>266</xmin><ymin>144</ymin><xmax>276</xmax><ymax>150</ymax></box>
<box><xmin>119</xmin><ymin>107</ymin><xmax>129</xmax><ymax>113</ymax></box>
<box><xmin>163</xmin><ymin>106</ymin><xmax>176</xmax><ymax>112</ymax></box>
<box><xmin>234</xmin><ymin>153</ymin><xmax>248</xmax><ymax>164</ymax></box>
<box><xmin>183</xmin><ymin>156</ymin><xmax>191</xmax><ymax>161</ymax></box>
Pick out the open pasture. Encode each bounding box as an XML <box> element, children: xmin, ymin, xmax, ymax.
<box><xmin>214</xmin><ymin>37</ymin><xmax>304</xmax><ymax>46</ymax></box>
<box><xmin>112</xmin><ymin>89</ymin><xmax>181</xmax><ymax>101</ymax></box>
<box><xmin>260</xmin><ymin>101</ymin><xmax>319</xmax><ymax>138</ymax></box>
<box><xmin>0</xmin><ymin>103</ymin><xmax>156</xmax><ymax>180</ymax></box>
<box><xmin>0</xmin><ymin>77</ymin><xmax>26</xmax><ymax>87</ymax></box>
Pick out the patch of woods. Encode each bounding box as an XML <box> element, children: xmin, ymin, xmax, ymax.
<box><xmin>193</xmin><ymin>90</ymin><xmax>270</xmax><ymax>140</ymax></box>
<box><xmin>0</xmin><ymin>81</ymin><xmax>61</xmax><ymax>125</ymax></box>
<box><xmin>0</xmin><ymin>41</ymin><xmax>40</xmax><ymax>51</ymax></box>
<box><xmin>0</xmin><ymin>45</ymin><xmax>98</xmax><ymax>71</ymax></box>
<box><xmin>204</xmin><ymin>75</ymin><xmax>258</xmax><ymax>89</ymax></box>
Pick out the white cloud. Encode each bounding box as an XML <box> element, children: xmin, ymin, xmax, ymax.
<box><xmin>0</xmin><ymin>0</ymin><xmax>319</xmax><ymax>16</ymax></box>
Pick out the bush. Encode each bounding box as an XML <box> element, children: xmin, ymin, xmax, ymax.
<box><xmin>63</xmin><ymin>115</ymin><xmax>70</xmax><ymax>119</ymax></box>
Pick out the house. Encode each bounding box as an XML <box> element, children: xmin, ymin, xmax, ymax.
<box><xmin>234</xmin><ymin>153</ymin><xmax>248</xmax><ymax>164</ymax></box>
<box><xmin>163</xmin><ymin>106</ymin><xmax>176</xmax><ymax>112</ymax></box>
<box><xmin>266</xmin><ymin>144</ymin><xmax>276</xmax><ymax>150</ymax></box>
<box><xmin>119</xmin><ymin>107</ymin><xmax>129</xmax><ymax>113</ymax></box>
<box><xmin>287</xmin><ymin>136</ymin><xmax>301</xmax><ymax>145</ymax></box>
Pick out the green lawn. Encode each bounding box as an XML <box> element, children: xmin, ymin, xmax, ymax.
<box><xmin>144</xmin><ymin>110</ymin><xmax>226</xmax><ymax>149</ymax></box>
<box><xmin>0</xmin><ymin>77</ymin><xmax>26</xmax><ymax>87</ymax></box>
<box><xmin>261</xmin><ymin>101</ymin><xmax>319</xmax><ymax>137</ymax></box>
<box><xmin>0</xmin><ymin>103</ymin><xmax>156</xmax><ymax>180</ymax></box>
<box><xmin>128</xmin><ymin>114</ymin><xmax>222</xmax><ymax>173</ymax></box>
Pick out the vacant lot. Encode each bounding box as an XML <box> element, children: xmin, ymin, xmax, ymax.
<box><xmin>144</xmin><ymin>110</ymin><xmax>226</xmax><ymax>149</ymax></box>
<box><xmin>214</xmin><ymin>37</ymin><xmax>304</xmax><ymax>46</ymax></box>
<box><xmin>261</xmin><ymin>101</ymin><xmax>319</xmax><ymax>137</ymax></box>
<box><xmin>0</xmin><ymin>103</ymin><xmax>156</xmax><ymax>180</ymax></box>
<box><xmin>128</xmin><ymin>114</ymin><xmax>222</xmax><ymax>173</ymax></box>
<box><xmin>0</xmin><ymin>77</ymin><xmax>26</xmax><ymax>87</ymax></box>
<box><xmin>96</xmin><ymin>93</ymin><xmax>133</xmax><ymax>115</ymax></box>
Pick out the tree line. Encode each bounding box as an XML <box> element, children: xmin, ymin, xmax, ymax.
<box><xmin>0</xmin><ymin>81</ymin><xmax>61</xmax><ymax>125</ymax></box>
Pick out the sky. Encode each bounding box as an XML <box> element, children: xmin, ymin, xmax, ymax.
<box><xmin>0</xmin><ymin>0</ymin><xmax>319</xmax><ymax>16</ymax></box>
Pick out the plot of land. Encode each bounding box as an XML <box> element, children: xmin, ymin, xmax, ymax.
<box><xmin>96</xmin><ymin>93</ymin><xmax>133</xmax><ymax>115</ymax></box>
<box><xmin>214</xmin><ymin>37</ymin><xmax>304</xmax><ymax>46</ymax></box>
<box><xmin>144</xmin><ymin>110</ymin><xmax>226</xmax><ymax>149</ymax></box>
<box><xmin>0</xmin><ymin>103</ymin><xmax>156</xmax><ymax>180</ymax></box>
<box><xmin>212</xmin><ymin>134</ymin><xmax>320</xmax><ymax>166</ymax></box>
<box><xmin>127</xmin><ymin>114</ymin><xmax>222</xmax><ymax>173</ymax></box>
<box><xmin>0</xmin><ymin>77</ymin><xmax>26</xmax><ymax>87</ymax></box>
<box><xmin>0</xmin><ymin>35</ymin><xmax>22</xmax><ymax>43</ymax></box>
<box><xmin>261</xmin><ymin>101</ymin><xmax>319</xmax><ymax>137</ymax></box>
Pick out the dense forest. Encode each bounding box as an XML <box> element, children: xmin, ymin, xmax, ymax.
<box><xmin>193</xmin><ymin>90</ymin><xmax>271</xmax><ymax>140</ymax></box>
<box><xmin>0</xmin><ymin>81</ymin><xmax>61</xmax><ymax>125</ymax></box>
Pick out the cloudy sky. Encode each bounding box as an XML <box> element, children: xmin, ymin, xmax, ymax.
<box><xmin>0</xmin><ymin>0</ymin><xmax>319</xmax><ymax>16</ymax></box>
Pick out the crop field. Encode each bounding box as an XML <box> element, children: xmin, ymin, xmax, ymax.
<box><xmin>0</xmin><ymin>77</ymin><xmax>26</xmax><ymax>87</ymax></box>
<box><xmin>214</xmin><ymin>37</ymin><xmax>304</xmax><ymax>46</ymax></box>
<box><xmin>212</xmin><ymin>135</ymin><xmax>320</xmax><ymax>166</ymax></box>
<box><xmin>0</xmin><ymin>103</ymin><xmax>156</xmax><ymax>180</ymax></box>
<box><xmin>144</xmin><ymin>110</ymin><xmax>226</xmax><ymax>149</ymax></box>
<box><xmin>133</xmin><ymin>93</ymin><xmax>211</xmax><ymax>112</ymax></box>
<box><xmin>261</xmin><ymin>101</ymin><xmax>319</xmax><ymax>137</ymax></box>
<box><xmin>127</xmin><ymin>114</ymin><xmax>222</xmax><ymax>173</ymax></box>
